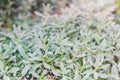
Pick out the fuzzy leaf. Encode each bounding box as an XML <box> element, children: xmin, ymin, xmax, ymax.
<box><xmin>3</xmin><ymin>75</ymin><xmax>10</xmax><ymax>80</ymax></box>
<box><xmin>22</xmin><ymin>64</ymin><xmax>31</xmax><ymax>76</ymax></box>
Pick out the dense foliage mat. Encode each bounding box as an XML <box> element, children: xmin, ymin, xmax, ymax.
<box><xmin>0</xmin><ymin>0</ymin><xmax>120</xmax><ymax>80</ymax></box>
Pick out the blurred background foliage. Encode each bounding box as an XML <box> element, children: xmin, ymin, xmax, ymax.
<box><xmin>0</xmin><ymin>0</ymin><xmax>57</xmax><ymax>28</ymax></box>
<box><xmin>0</xmin><ymin>0</ymin><xmax>120</xmax><ymax>28</ymax></box>
<box><xmin>116</xmin><ymin>0</ymin><xmax>120</xmax><ymax>9</ymax></box>
<box><xmin>115</xmin><ymin>0</ymin><xmax>120</xmax><ymax>23</ymax></box>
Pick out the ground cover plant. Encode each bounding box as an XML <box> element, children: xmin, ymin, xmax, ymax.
<box><xmin>0</xmin><ymin>0</ymin><xmax>120</xmax><ymax>80</ymax></box>
<box><xmin>0</xmin><ymin>0</ymin><xmax>55</xmax><ymax>28</ymax></box>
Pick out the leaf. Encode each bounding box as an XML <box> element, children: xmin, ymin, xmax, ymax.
<box><xmin>93</xmin><ymin>71</ymin><xmax>98</xmax><ymax>79</ymax></box>
<box><xmin>100</xmin><ymin>39</ymin><xmax>107</xmax><ymax>48</ymax></box>
<box><xmin>118</xmin><ymin>63</ymin><xmax>120</xmax><ymax>72</ymax></box>
<box><xmin>32</xmin><ymin>64</ymin><xmax>41</xmax><ymax>71</ymax></box>
<box><xmin>31</xmin><ymin>71</ymin><xmax>39</xmax><ymax>78</ymax></box>
<box><xmin>0</xmin><ymin>37</ymin><xmax>5</xmax><ymax>41</ymax></box>
<box><xmin>60</xmin><ymin>62</ymin><xmax>65</xmax><ymax>71</ymax></box>
<box><xmin>8</xmin><ymin>56</ymin><xmax>16</xmax><ymax>61</ymax></box>
<box><xmin>22</xmin><ymin>64</ymin><xmax>31</xmax><ymax>76</ymax></box>
<box><xmin>99</xmin><ymin>64</ymin><xmax>110</xmax><ymax>70</ymax></box>
<box><xmin>54</xmin><ymin>47</ymin><xmax>60</xmax><ymax>54</ymax></box>
<box><xmin>82</xmin><ymin>73</ymin><xmax>91</xmax><ymax>80</ymax></box>
<box><xmin>40</xmin><ymin>70</ymin><xmax>47</xmax><ymax>78</ymax></box>
<box><xmin>43</xmin><ymin>63</ymin><xmax>51</xmax><ymax>69</ymax></box>
<box><xmin>74</xmin><ymin>70</ymin><xmax>80</xmax><ymax>80</ymax></box>
<box><xmin>0</xmin><ymin>60</ymin><xmax>4</xmax><ymax>71</ymax></box>
<box><xmin>0</xmin><ymin>43</ymin><xmax>2</xmax><ymax>52</ymax></box>
<box><xmin>8</xmin><ymin>67</ymin><xmax>19</xmax><ymax>77</ymax></box>
<box><xmin>3</xmin><ymin>48</ymin><xmax>10</xmax><ymax>59</ymax></box>
<box><xmin>52</xmin><ymin>69</ymin><xmax>61</xmax><ymax>76</ymax></box>
<box><xmin>111</xmin><ymin>65</ymin><xmax>118</xmax><ymax>77</ymax></box>
<box><xmin>62</xmin><ymin>76</ymin><xmax>67</xmax><ymax>80</ymax></box>
<box><xmin>98</xmin><ymin>73</ymin><xmax>109</xmax><ymax>78</ymax></box>
<box><xmin>60</xmin><ymin>62</ymin><xmax>70</xmax><ymax>74</ymax></box>
<box><xmin>17</xmin><ymin>45</ymin><xmax>29</xmax><ymax>59</ymax></box>
<box><xmin>94</xmin><ymin>54</ymin><xmax>104</xmax><ymax>68</ymax></box>
<box><xmin>3</xmin><ymin>75</ymin><xmax>10</xmax><ymax>80</ymax></box>
<box><xmin>87</xmin><ymin>56</ymin><xmax>94</xmax><ymax>66</ymax></box>
<box><xmin>76</xmin><ymin>54</ymin><xmax>86</xmax><ymax>58</ymax></box>
<box><xmin>63</xmin><ymin>41</ymin><xmax>73</xmax><ymax>47</ymax></box>
<box><xmin>66</xmin><ymin>60</ymin><xmax>72</xmax><ymax>63</ymax></box>
<box><xmin>82</xmin><ymin>70</ymin><xmax>94</xmax><ymax>75</ymax></box>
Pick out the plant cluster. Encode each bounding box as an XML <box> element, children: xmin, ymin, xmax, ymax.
<box><xmin>0</xmin><ymin>0</ymin><xmax>54</xmax><ymax>28</ymax></box>
<box><xmin>0</xmin><ymin>0</ymin><xmax>120</xmax><ymax>80</ymax></box>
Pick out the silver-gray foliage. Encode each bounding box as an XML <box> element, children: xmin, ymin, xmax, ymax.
<box><xmin>0</xmin><ymin>0</ymin><xmax>120</xmax><ymax>80</ymax></box>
